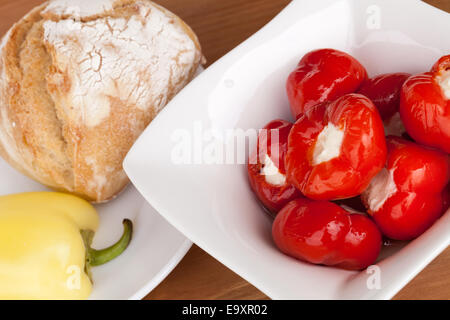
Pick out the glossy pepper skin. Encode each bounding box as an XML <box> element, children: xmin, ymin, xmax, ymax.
<box><xmin>286</xmin><ymin>48</ymin><xmax>367</xmax><ymax>119</ymax></box>
<box><xmin>358</xmin><ymin>73</ymin><xmax>411</xmax><ymax>137</ymax></box>
<box><xmin>272</xmin><ymin>198</ymin><xmax>382</xmax><ymax>270</ymax></box>
<box><xmin>400</xmin><ymin>55</ymin><xmax>450</xmax><ymax>153</ymax></box>
<box><xmin>358</xmin><ymin>73</ymin><xmax>411</xmax><ymax>120</ymax></box>
<box><xmin>285</xmin><ymin>93</ymin><xmax>387</xmax><ymax>200</ymax></box>
<box><xmin>248</xmin><ymin>120</ymin><xmax>302</xmax><ymax>216</ymax></box>
<box><xmin>362</xmin><ymin>137</ymin><xmax>450</xmax><ymax>240</ymax></box>
<box><xmin>0</xmin><ymin>192</ymin><xmax>133</xmax><ymax>300</ymax></box>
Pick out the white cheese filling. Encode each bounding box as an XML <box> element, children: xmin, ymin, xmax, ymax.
<box><xmin>261</xmin><ymin>154</ymin><xmax>286</xmax><ymax>186</ymax></box>
<box><xmin>312</xmin><ymin>123</ymin><xmax>344</xmax><ymax>165</ymax></box>
<box><xmin>436</xmin><ymin>70</ymin><xmax>450</xmax><ymax>100</ymax></box>
<box><xmin>362</xmin><ymin>168</ymin><xmax>397</xmax><ymax>212</ymax></box>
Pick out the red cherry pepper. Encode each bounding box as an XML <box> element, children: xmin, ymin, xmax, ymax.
<box><xmin>285</xmin><ymin>93</ymin><xmax>387</xmax><ymax>200</ymax></box>
<box><xmin>400</xmin><ymin>55</ymin><xmax>450</xmax><ymax>153</ymax></box>
<box><xmin>248</xmin><ymin>120</ymin><xmax>302</xmax><ymax>215</ymax></box>
<box><xmin>286</xmin><ymin>48</ymin><xmax>367</xmax><ymax>119</ymax></box>
<box><xmin>362</xmin><ymin>136</ymin><xmax>450</xmax><ymax>240</ymax></box>
<box><xmin>358</xmin><ymin>73</ymin><xmax>411</xmax><ymax>120</ymax></box>
<box><xmin>272</xmin><ymin>198</ymin><xmax>382</xmax><ymax>270</ymax></box>
<box><xmin>442</xmin><ymin>184</ymin><xmax>450</xmax><ymax>213</ymax></box>
<box><xmin>358</xmin><ymin>73</ymin><xmax>411</xmax><ymax>137</ymax></box>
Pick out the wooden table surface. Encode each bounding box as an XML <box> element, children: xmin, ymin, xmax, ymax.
<box><xmin>1</xmin><ymin>0</ymin><xmax>449</xmax><ymax>300</ymax></box>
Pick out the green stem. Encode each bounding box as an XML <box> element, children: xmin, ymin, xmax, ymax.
<box><xmin>81</xmin><ymin>219</ymin><xmax>133</xmax><ymax>280</ymax></box>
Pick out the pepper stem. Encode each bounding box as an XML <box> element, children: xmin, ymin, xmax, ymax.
<box><xmin>81</xmin><ymin>219</ymin><xmax>133</xmax><ymax>281</ymax></box>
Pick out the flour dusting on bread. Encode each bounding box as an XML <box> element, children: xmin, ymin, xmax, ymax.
<box><xmin>43</xmin><ymin>1</ymin><xmax>198</xmax><ymax>127</ymax></box>
<box><xmin>43</xmin><ymin>0</ymin><xmax>119</xmax><ymax>19</ymax></box>
<box><xmin>0</xmin><ymin>0</ymin><xmax>202</xmax><ymax>202</ymax></box>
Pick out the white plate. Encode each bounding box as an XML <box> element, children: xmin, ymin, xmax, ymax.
<box><xmin>124</xmin><ymin>0</ymin><xmax>450</xmax><ymax>299</ymax></box>
<box><xmin>0</xmin><ymin>156</ymin><xmax>192</xmax><ymax>300</ymax></box>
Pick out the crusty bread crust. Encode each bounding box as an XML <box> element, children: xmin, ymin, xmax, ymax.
<box><xmin>0</xmin><ymin>0</ymin><xmax>202</xmax><ymax>202</ymax></box>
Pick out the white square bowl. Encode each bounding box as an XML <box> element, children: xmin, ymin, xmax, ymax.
<box><xmin>124</xmin><ymin>0</ymin><xmax>450</xmax><ymax>299</ymax></box>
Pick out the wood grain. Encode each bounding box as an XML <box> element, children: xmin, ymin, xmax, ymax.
<box><xmin>0</xmin><ymin>0</ymin><xmax>448</xmax><ymax>300</ymax></box>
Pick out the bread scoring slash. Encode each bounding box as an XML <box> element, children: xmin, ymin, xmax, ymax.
<box><xmin>0</xmin><ymin>0</ymin><xmax>203</xmax><ymax>202</ymax></box>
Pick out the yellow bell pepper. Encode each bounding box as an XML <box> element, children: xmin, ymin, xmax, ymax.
<box><xmin>0</xmin><ymin>192</ymin><xmax>132</xmax><ymax>300</ymax></box>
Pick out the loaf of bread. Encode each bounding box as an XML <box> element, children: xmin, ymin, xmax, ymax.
<box><xmin>0</xmin><ymin>0</ymin><xmax>203</xmax><ymax>202</ymax></box>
